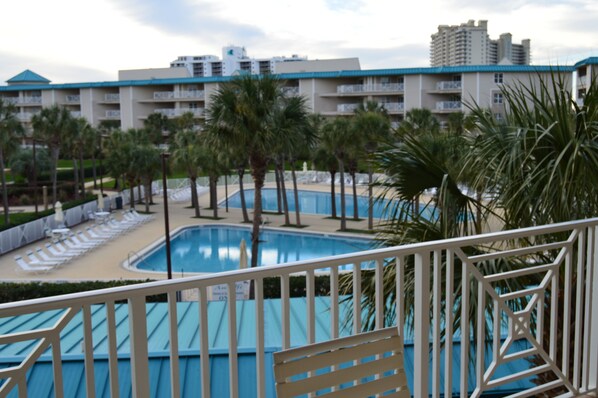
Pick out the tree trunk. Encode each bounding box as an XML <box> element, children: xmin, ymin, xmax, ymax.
<box><xmin>238</xmin><ymin>168</ymin><xmax>249</xmax><ymax>223</ymax></box>
<box><xmin>367</xmin><ymin>168</ymin><xmax>374</xmax><ymax>230</ymax></box>
<box><xmin>211</xmin><ymin>175</ymin><xmax>218</xmax><ymax>219</ymax></box>
<box><xmin>190</xmin><ymin>176</ymin><xmax>200</xmax><ymax>218</ymax></box>
<box><xmin>330</xmin><ymin>171</ymin><xmax>337</xmax><ymax>218</ymax></box>
<box><xmin>73</xmin><ymin>158</ymin><xmax>80</xmax><ymax>201</ymax></box>
<box><xmin>291</xmin><ymin>167</ymin><xmax>301</xmax><ymax>226</ymax></box>
<box><xmin>339</xmin><ymin>159</ymin><xmax>346</xmax><ymax>231</ymax></box>
<box><xmin>51</xmin><ymin>147</ymin><xmax>59</xmax><ymax>205</ymax></box>
<box><xmin>279</xmin><ymin>159</ymin><xmax>290</xmax><ymax>226</ymax></box>
<box><xmin>274</xmin><ymin>165</ymin><xmax>282</xmax><ymax>214</ymax></box>
<box><xmin>79</xmin><ymin>150</ymin><xmax>85</xmax><ymax>197</ymax></box>
<box><xmin>351</xmin><ymin>171</ymin><xmax>358</xmax><ymax>221</ymax></box>
<box><xmin>250</xmin><ymin>158</ymin><xmax>268</xmax><ymax>269</ymax></box>
<box><xmin>92</xmin><ymin>153</ymin><xmax>97</xmax><ymax>189</ymax></box>
<box><xmin>1</xmin><ymin>151</ymin><xmax>9</xmax><ymax>224</ymax></box>
<box><xmin>129</xmin><ymin>180</ymin><xmax>135</xmax><ymax>209</ymax></box>
<box><xmin>144</xmin><ymin>181</ymin><xmax>150</xmax><ymax>213</ymax></box>
<box><xmin>137</xmin><ymin>182</ymin><xmax>142</xmax><ymax>204</ymax></box>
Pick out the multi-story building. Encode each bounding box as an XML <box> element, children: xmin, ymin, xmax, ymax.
<box><xmin>431</xmin><ymin>20</ymin><xmax>531</xmax><ymax>66</ymax></box>
<box><xmin>170</xmin><ymin>46</ymin><xmax>308</xmax><ymax>77</ymax></box>
<box><xmin>2</xmin><ymin>57</ymin><xmax>595</xmax><ymax>134</ymax></box>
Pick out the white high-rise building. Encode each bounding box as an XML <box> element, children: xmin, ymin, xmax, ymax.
<box><xmin>170</xmin><ymin>46</ymin><xmax>308</xmax><ymax>77</ymax></box>
<box><xmin>430</xmin><ymin>20</ymin><xmax>531</xmax><ymax>66</ymax></box>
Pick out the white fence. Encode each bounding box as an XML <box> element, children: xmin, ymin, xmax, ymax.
<box><xmin>0</xmin><ymin>218</ymin><xmax>596</xmax><ymax>397</ymax></box>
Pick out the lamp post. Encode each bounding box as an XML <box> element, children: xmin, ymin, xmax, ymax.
<box><xmin>161</xmin><ymin>153</ymin><xmax>173</xmax><ymax>280</ymax></box>
<box><xmin>32</xmin><ymin>137</ymin><xmax>38</xmax><ymax>215</ymax></box>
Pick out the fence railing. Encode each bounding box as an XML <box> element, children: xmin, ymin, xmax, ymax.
<box><xmin>0</xmin><ymin>218</ymin><xmax>596</xmax><ymax>397</ymax></box>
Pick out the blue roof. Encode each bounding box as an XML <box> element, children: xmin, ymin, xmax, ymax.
<box><xmin>574</xmin><ymin>57</ymin><xmax>598</xmax><ymax>68</ymax></box>
<box><xmin>0</xmin><ymin>298</ymin><xmax>534</xmax><ymax>397</ymax></box>
<box><xmin>6</xmin><ymin>69</ymin><xmax>50</xmax><ymax>84</ymax></box>
<box><xmin>0</xmin><ymin>64</ymin><xmax>577</xmax><ymax>92</ymax></box>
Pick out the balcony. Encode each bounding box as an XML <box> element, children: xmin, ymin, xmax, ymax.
<box><xmin>104</xmin><ymin>110</ymin><xmax>121</xmax><ymax>119</ymax></box>
<box><xmin>154</xmin><ymin>108</ymin><xmax>205</xmax><ymax>117</ymax></box>
<box><xmin>104</xmin><ymin>93</ymin><xmax>120</xmax><ymax>102</ymax></box>
<box><xmin>153</xmin><ymin>90</ymin><xmax>205</xmax><ymax>100</ymax></box>
<box><xmin>381</xmin><ymin>102</ymin><xmax>405</xmax><ymax>112</ymax></box>
<box><xmin>337</xmin><ymin>103</ymin><xmax>360</xmax><ymax>113</ymax></box>
<box><xmin>70</xmin><ymin>111</ymin><xmax>81</xmax><ymax>118</ymax></box>
<box><xmin>65</xmin><ymin>95</ymin><xmax>80</xmax><ymax>103</ymax></box>
<box><xmin>436</xmin><ymin>81</ymin><xmax>462</xmax><ymax>91</ymax></box>
<box><xmin>436</xmin><ymin>101</ymin><xmax>462</xmax><ymax>111</ymax></box>
<box><xmin>337</xmin><ymin>83</ymin><xmax>404</xmax><ymax>94</ymax></box>
<box><xmin>15</xmin><ymin>111</ymin><xmax>38</xmax><ymax>121</ymax></box>
<box><xmin>0</xmin><ymin>219</ymin><xmax>596</xmax><ymax>397</ymax></box>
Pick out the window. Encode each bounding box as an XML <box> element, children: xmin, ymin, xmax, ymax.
<box><xmin>493</xmin><ymin>93</ymin><xmax>503</xmax><ymax>104</ymax></box>
<box><xmin>494</xmin><ymin>73</ymin><xmax>504</xmax><ymax>84</ymax></box>
<box><xmin>494</xmin><ymin>113</ymin><xmax>503</xmax><ymax>121</ymax></box>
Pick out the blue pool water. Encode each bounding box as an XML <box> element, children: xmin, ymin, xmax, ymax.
<box><xmin>133</xmin><ymin>225</ymin><xmax>376</xmax><ymax>273</ymax></box>
<box><xmin>225</xmin><ymin>188</ymin><xmax>390</xmax><ymax>218</ymax></box>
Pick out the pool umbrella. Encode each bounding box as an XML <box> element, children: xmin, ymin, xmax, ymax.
<box><xmin>97</xmin><ymin>192</ymin><xmax>104</xmax><ymax>211</ymax></box>
<box><xmin>239</xmin><ymin>239</ymin><xmax>248</xmax><ymax>269</ymax></box>
<box><xmin>54</xmin><ymin>201</ymin><xmax>64</xmax><ymax>227</ymax></box>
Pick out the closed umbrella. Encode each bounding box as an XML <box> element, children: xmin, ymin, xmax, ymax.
<box><xmin>97</xmin><ymin>192</ymin><xmax>104</xmax><ymax>211</ymax></box>
<box><xmin>54</xmin><ymin>201</ymin><xmax>64</xmax><ymax>227</ymax></box>
<box><xmin>239</xmin><ymin>239</ymin><xmax>248</xmax><ymax>269</ymax></box>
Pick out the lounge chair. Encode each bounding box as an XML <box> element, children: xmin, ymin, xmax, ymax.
<box><xmin>34</xmin><ymin>247</ymin><xmax>71</xmax><ymax>264</ymax></box>
<box><xmin>45</xmin><ymin>242</ymin><xmax>83</xmax><ymax>258</ymax></box>
<box><xmin>76</xmin><ymin>230</ymin><xmax>106</xmax><ymax>245</ymax></box>
<box><xmin>14</xmin><ymin>256</ymin><xmax>54</xmax><ymax>274</ymax></box>
<box><xmin>86</xmin><ymin>226</ymin><xmax>116</xmax><ymax>240</ymax></box>
<box><xmin>273</xmin><ymin>327</ymin><xmax>409</xmax><ymax>398</ymax></box>
<box><xmin>62</xmin><ymin>236</ymin><xmax>96</xmax><ymax>251</ymax></box>
<box><xmin>25</xmin><ymin>250</ymin><xmax>64</xmax><ymax>267</ymax></box>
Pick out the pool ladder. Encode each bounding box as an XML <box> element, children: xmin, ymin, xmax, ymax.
<box><xmin>127</xmin><ymin>250</ymin><xmax>150</xmax><ymax>269</ymax></box>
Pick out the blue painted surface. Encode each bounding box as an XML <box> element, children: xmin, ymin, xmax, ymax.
<box><xmin>0</xmin><ymin>298</ymin><xmax>535</xmax><ymax>397</ymax></box>
<box><xmin>133</xmin><ymin>225</ymin><xmax>377</xmax><ymax>273</ymax></box>
<box><xmin>6</xmin><ymin>69</ymin><xmax>50</xmax><ymax>84</ymax></box>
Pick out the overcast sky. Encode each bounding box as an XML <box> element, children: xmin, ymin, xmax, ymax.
<box><xmin>1</xmin><ymin>0</ymin><xmax>597</xmax><ymax>84</ymax></box>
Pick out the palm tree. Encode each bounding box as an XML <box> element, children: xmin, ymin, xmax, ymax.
<box><xmin>207</xmin><ymin>74</ymin><xmax>308</xmax><ymax>268</ymax></box>
<box><xmin>170</xmin><ymin>129</ymin><xmax>204</xmax><ymax>218</ymax></box>
<box><xmin>0</xmin><ymin>99</ymin><xmax>24</xmax><ymax>224</ymax></box>
<box><xmin>312</xmin><ymin>144</ymin><xmax>338</xmax><ymax>218</ymax></box>
<box><xmin>320</xmin><ymin>117</ymin><xmax>357</xmax><ymax>231</ymax></box>
<box><xmin>133</xmin><ymin>144</ymin><xmax>161</xmax><ymax>213</ymax></box>
<box><xmin>353</xmin><ymin>101</ymin><xmax>392</xmax><ymax>229</ymax></box>
<box><xmin>31</xmin><ymin>105</ymin><xmax>73</xmax><ymax>205</ymax></box>
<box><xmin>144</xmin><ymin>112</ymin><xmax>171</xmax><ymax>144</ymax></box>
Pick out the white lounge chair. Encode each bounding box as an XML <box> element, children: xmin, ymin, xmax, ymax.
<box><xmin>14</xmin><ymin>256</ymin><xmax>54</xmax><ymax>274</ymax></box>
<box><xmin>45</xmin><ymin>243</ymin><xmax>83</xmax><ymax>258</ymax></box>
<box><xmin>34</xmin><ymin>247</ymin><xmax>71</xmax><ymax>264</ymax></box>
<box><xmin>273</xmin><ymin>327</ymin><xmax>409</xmax><ymax>398</ymax></box>
<box><xmin>25</xmin><ymin>250</ymin><xmax>64</xmax><ymax>267</ymax></box>
<box><xmin>76</xmin><ymin>230</ymin><xmax>106</xmax><ymax>245</ymax></box>
<box><xmin>86</xmin><ymin>226</ymin><xmax>115</xmax><ymax>240</ymax></box>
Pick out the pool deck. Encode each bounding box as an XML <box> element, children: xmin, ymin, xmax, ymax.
<box><xmin>0</xmin><ymin>183</ymin><xmax>378</xmax><ymax>282</ymax></box>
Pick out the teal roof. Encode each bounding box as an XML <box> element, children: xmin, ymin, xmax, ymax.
<box><xmin>574</xmin><ymin>57</ymin><xmax>598</xmax><ymax>68</ymax></box>
<box><xmin>6</xmin><ymin>69</ymin><xmax>50</xmax><ymax>84</ymax></box>
<box><xmin>0</xmin><ymin>298</ymin><xmax>533</xmax><ymax>397</ymax></box>
<box><xmin>0</xmin><ymin>63</ymin><xmax>577</xmax><ymax>92</ymax></box>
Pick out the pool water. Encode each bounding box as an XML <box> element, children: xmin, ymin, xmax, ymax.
<box><xmin>225</xmin><ymin>188</ymin><xmax>391</xmax><ymax>218</ymax></box>
<box><xmin>133</xmin><ymin>225</ymin><xmax>376</xmax><ymax>274</ymax></box>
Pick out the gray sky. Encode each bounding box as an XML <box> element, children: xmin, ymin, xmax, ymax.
<box><xmin>1</xmin><ymin>0</ymin><xmax>597</xmax><ymax>84</ymax></box>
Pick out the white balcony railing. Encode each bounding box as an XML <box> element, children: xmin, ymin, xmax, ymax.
<box><xmin>153</xmin><ymin>90</ymin><xmax>205</xmax><ymax>100</ymax></box>
<box><xmin>0</xmin><ymin>219</ymin><xmax>597</xmax><ymax>397</ymax></box>
<box><xmin>2</xmin><ymin>97</ymin><xmax>19</xmax><ymax>105</ymax></box>
<box><xmin>154</xmin><ymin>108</ymin><xmax>205</xmax><ymax>117</ymax></box>
<box><xmin>70</xmin><ymin>111</ymin><xmax>81</xmax><ymax>118</ymax></box>
<box><xmin>337</xmin><ymin>103</ymin><xmax>360</xmax><ymax>112</ymax></box>
<box><xmin>436</xmin><ymin>81</ymin><xmax>462</xmax><ymax>91</ymax></box>
<box><xmin>436</xmin><ymin>101</ymin><xmax>462</xmax><ymax>111</ymax></box>
<box><xmin>65</xmin><ymin>95</ymin><xmax>80</xmax><ymax>103</ymax></box>
<box><xmin>337</xmin><ymin>83</ymin><xmax>404</xmax><ymax>94</ymax></box>
<box><xmin>104</xmin><ymin>93</ymin><xmax>120</xmax><ymax>102</ymax></box>
<box><xmin>381</xmin><ymin>102</ymin><xmax>405</xmax><ymax>112</ymax></box>
<box><xmin>20</xmin><ymin>96</ymin><xmax>42</xmax><ymax>105</ymax></box>
<box><xmin>105</xmin><ymin>110</ymin><xmax>121</xmax><ymax>118</ymax></box>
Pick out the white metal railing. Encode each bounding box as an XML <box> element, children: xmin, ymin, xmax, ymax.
<box><xmin>436</xmin><ymin>101</ymin><xmax>462</xmax><ymax>111</ymax></box>
<box><xmin>70</xmin><ymin>111</ymin><xmax>81</xmax><ymax>118</ymax></box>
<box><xmin>104</xmin><ymin>93</ymin><xmax>120</xmax><ymax>102</ymax></box>
<box><xmin>337</xmin><ymin>103</ymin><xmax>360</xmax><ymax>112</ymax></box>
<box><xmin>381</xmin><ymin>102</ymin><xmax>405</xmax><ymax>112</ymax></box>
<box><xmin>436</xmin><ymin>81</ymin><xmax>462</xmax><ymax>90</ymax></box>
<box><xmin>154</xmin><ymin>108</ymin><xmax>205</xmax><ymax>117</ymax></box>
<box><xmin>2</xmin><ymin>97</ymin><xmax>19</xmax><ymax>105</ymax></box>
<box><xmin>0</xmin><ymin>219</ymin><xmax>596</xmax><ymax>397</ymax></box>
<box><xmin>16</xmin><ymin>112</ymin><xmax>35</xmax><ymax>121</ymax></box>
<box><xmin>153</xmin><ymin>90</ymin><xmax>205</xmax><ymax>100</ymax></box>
<box><xmin>20</xmin><ymin>96</ymin><xmax>42</xmax><ymax>105</ymax></box>
<box><xmin>65</xmin><ymin>95</ymin><xmax>80</xmax><ymax>103</ymax></box>
<box><xmin>105</xmin><ymin>110</ymin><xmax>121</xmax><ymax>118</ymax></box>
<box><xmin>337</xmin><ymin>83</ymin><xmax>404</xmax><ymax>93</ymax></box>
<box><xmin>282</xmin><ymin>86</ymin><xmax>299</xmax><ymax>96</ymax></box>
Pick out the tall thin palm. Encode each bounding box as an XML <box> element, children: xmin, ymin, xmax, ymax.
<box><xmin>207</xmin><ymin>75</ymin><xmax>308</xmax><ymax>267</ymax></box>
<box><xmin>0</xmin><ymin>99</ymin><xmax>24</xmax><ymax>224</ymax></box>
<box><xmin>171</xmin><ymin>129</ymin><xmax>204</xmax><ymax>218</ymax></box>
<box><xmin>31</xmin><ymin>105</ymin><xmax>73</xmax><ymax>205</ymax></box>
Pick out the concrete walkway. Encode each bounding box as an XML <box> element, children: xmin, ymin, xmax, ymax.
<box><xmin>0</xmin><ymin>182</ymin><xmax>377</xmax><ymax>282</ymax></box>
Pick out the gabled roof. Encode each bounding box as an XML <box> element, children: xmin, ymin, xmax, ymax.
<box><xmin>574</xmin><ymin>57</ymin><xmax>598</xmax><ymax>68</ymax></box>
<box><xmin>6</xmin><ymin>69</ymin><xmax>51</xmax><ymax>84</ymax></box>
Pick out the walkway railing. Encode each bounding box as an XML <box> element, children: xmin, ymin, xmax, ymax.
<box><xmin>0</xmin><ymin>219</ymin><xmax>597</xmax><ymax>397</ymax></box>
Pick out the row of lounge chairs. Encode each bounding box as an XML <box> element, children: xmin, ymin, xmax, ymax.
<box><xmin>14</xmin><ymin>209</ymin><xmax>154</xmax><ymax>274</ymax></box>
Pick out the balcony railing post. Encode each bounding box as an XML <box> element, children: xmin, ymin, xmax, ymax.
<box><xmin>414</xmin><ymin>251</ymin><xmax>430</xmax><ymax>398</ymax></box>
<box><xmin>128</xmin><ymin>296</ymin><xmax>150</xmax><ymax>398</ymax></box>
<box><xmin>589</xmin><ymin>228</ymin><xmax>598</xmax><ymax>390</ymax></box>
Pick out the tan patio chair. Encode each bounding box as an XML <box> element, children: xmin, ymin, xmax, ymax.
<box><xmin>273</xmin><ymin>326</ymin><xmax>409</xmax><ymax>397</ymax></box>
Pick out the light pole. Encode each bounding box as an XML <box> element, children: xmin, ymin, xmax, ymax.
<box><xmin>161</xmin><ymin>153</ymin><xmax>173</xmax><ymax>280</ymax></box>
<box><xmin>32</xmin><ymin>137</ymin><xmax>38</xmax><ymax>215</ymax></box>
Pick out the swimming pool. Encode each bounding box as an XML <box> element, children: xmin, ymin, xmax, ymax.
<box><xmin>131</xmin><ymin>225</ymin><xmax>377</xmax><ymax>274</ymax></box>
<box><xmin>225</xmin><ymin>188</ymin><xmax>391</xmax><ymax>218</ymax></box>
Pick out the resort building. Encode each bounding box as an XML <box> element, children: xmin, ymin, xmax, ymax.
<box><xmin>2</xmin><ymin>59</ymin><xmax>586</xmax><ymax>133</ymax></box>
<box><xmin>430</xmin><ymin>20</ymin><xmax>531</xmax><ymax>66</ymax></box>
<box><xmin>169</xmin><ymin>45</ymin><xmax>308</xmax><ymax>77</ymax></box>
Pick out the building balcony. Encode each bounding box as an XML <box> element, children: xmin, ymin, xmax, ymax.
<box><xmin>381</xmin><ymin>102</ymin><xmax>405</xmax><ymax>112</ymax></box>
<box><xmin>104</xmin><ymin>93</ymin><xmax>120</xmax><ymax>102</ymax></box>
<box><xmin>337</xmin><ymin>103</ymin><xmax>360</xmax><ymax>113</ymax></box>
<box><xmin>435</xmin><ymin>81</ymin><xmax>462</xmax><ymax>91</ymax></box>
<box><xmin>65</xmin><ymin>95</ymin><xmax>80</xmax><ymax>103</ymax></box>
<box><xmin>154</xmin><ymin>108</ymin><xmax>205</xmax><ymax>118</ymax></box>
<box><xmin>70</xmin><ymin>111</ymin><xmax>81</xmax><ymax>118</ymax></box>
<box><xmin>104</xmin><ymin>110</ymin><xmax>121</xmax><ymax>119</ymax></box>
<box><xmin>4</xmin><ymin>96</ymin><xmax>42</xmax><ymax>106</ymax></box>
<box><xmin>15</xmin><ymin>111</ymin><xmax>39</xmax><ymax>121</ymax></box>
<box><xmin>337</xmin><ymin>83</ymin><xmax>404</xmax><ymax>94</ymax></box>
<box><xmin>435</xmin><ymin>101</ymin><xmax>462</xmax><ymax>112</ymax></box>
<box><xmin>153</xmin><ymin>90</ymin><xmax>205</xmax><ymax>100</ymax></box>
<box><xmin>0</xmin><ymin>219</ymin><xmax>596</xmax><ymax>397</ymax></box>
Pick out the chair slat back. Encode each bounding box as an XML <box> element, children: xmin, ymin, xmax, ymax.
<box><xmin>273</xmin><ymin>327</ymin><xmax>410</xmax><ymax>398</ymax></box>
